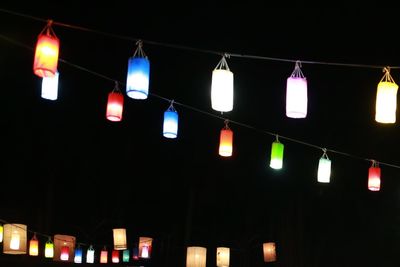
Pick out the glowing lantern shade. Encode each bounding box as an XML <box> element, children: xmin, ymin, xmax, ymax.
<box><xmin>33</xmin><ymin>20</ymin><xmax>59</xmax><ymax>78</ymax></box>
<box><xmin>86</xmin><ymin>245</ymin><xmax>95</xmax><ymax>263</ymax></box>
<box><xmin>139</xmin><ymin>237</ymin><xmax>153</xmax><ymax>258</ymax></box>
<box><xmin>270</xmin><ymin>136</ymin><xmax>284</xmax><ymax>170</ymax></box>
<box><xmin>60</xmin><ymin>246</ymin><xmax>69</xmax><ymax>261</ymax></box>
<box><xmin>112</xmin><ymin>250</ymin><xmax>120</xmax><ymax>263</ymax></box>
<box><xmin>54</xmin><ymin>234</ymin><xmax>75</xmax><ymax>262</ymax></box>
<box><xmin>211</xmin><ymin>55</ymin><xmax>234</xmax><ymax>112</ymax></box>
<box><xmin>216</xmin><ymin>247</ymin><xmax>230</xmax><ymax>267</ymax></box>
<box><xmin>100</xmin><ymin>247</ymin><xmax>108</xmax><ymax>263</ymax></box>
<box><xmin>163</xmin><ymin>101</ymin><xmax>178</xmax><ymax>138</ymax></box>
<box><xmin>45</xmin><ymin>238</ymin><xmax>54</xmax><ymax>258</ymax></box>
<box><xmin>122</xmin><ymin>249</ymin><xmax>130</xmax><ymax>262</ymax></box>
<box><xmin>29</xmin><ymin>234</ymin><xmax>39</xmax><ymax>256</ymax></box>
<box><xmin>186</xmin><ymin>246</ymin><xmax>207</xmax><ymax>267</ymax></box>
<box><xmin>286</xmin><ymin>61</ymin><xmax>307</xmax><ymax>118</ymax></box>
<box><xmin>0</xmin><ymin>225</ymin><xmax>3</xmax><ymax>243</ymax></box>
<box><xmin>3</xmin><ymin>223</ymin><xmax>27</xmax><ymax>254</ymax></box>
<box><xmin>375</xmin><ymin>67</ymin><xmax>398</xmax><ymax>123</ymax></box>
<box><xmin>74</xmin><ymin>246</ymin><xmax>83</xmax><ymax>263</ymax></box>
<box><xmin>106</xmin><ymin>82</ymin><xmax>124</xmax><ymax>122</ymax></box>
<box><xmin>219</xmin><ymin>120</ymin><xmax>233</xmax><ymax>157</ymax></box>
<box><xmin>126</xmin><ymin>40</ymin><xmax>150</xmax><ymax>99</ymax></box>
<box><xmin>113</xmin><ymin>228</ymin><xmax>127</xmax><ymax>250</ymax></box>
<box><xmin>318</xmin><ymin>150</ymin><xmax>331</xmax><ymax>183</ymax></box>
<box><xmin>41</xmin><ymin>71</ymin><xmax>59</xmax><ymax>100</ymax></box>
<box><xmin>263</xmin><ymin>242</ymin><xmax>276</xmax><ymax>262</ymax></box>
<box><xmin>368</xmin><ymin>161</ymin><xmax>381</xmax><ymax>191</ymax></box>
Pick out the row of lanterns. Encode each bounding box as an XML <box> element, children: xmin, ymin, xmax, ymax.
<box><xmin>31</xmin><ymin>21</ymin><xmax>399</xmax><ymax>124</ymax></box>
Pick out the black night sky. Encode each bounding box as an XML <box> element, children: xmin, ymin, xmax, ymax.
<box><xmin>2</xmin><ymin>3</ymin><xmax>400</xmax><ymax>267</ymax></box>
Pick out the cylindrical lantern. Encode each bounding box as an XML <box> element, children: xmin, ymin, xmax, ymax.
<box><xmin>216</xmin><ymin>247</ymin><xmax>230</xmax><ymax>267</ymax></box>
<box><xmin>286</xmin><ymin>61</ymin><xmax>307</xmax><ymax>118</ymax></box>
<box><xmin>126</xmin><ymin>41</ymin><xmax>150</xmax><ymax>99</ymax></box>
<box><xmin>45</xmin><ymin>238</ymin><xmax>54</xmax><ymax>258</ymax></box>
<box><xmin>122</xmin><ymin>249</ymin><xmax>130</xmax><ymax>262</ymax></box>
<box><xmin>163</xmin><ymin>102</ymin><xmax>178</xmax><ymax>138</ymax></box>
<box><xmin>270</xmin><ymin>137</ymin><xmax>284</xmax><ymax>170</ymax></box>
<box><xmin>186</xmin><ymin>246</ymin><xmax>207</xmax><ymax>267</ymax></box>
<box><xmin>74</xmin><ymin>246</ymin><xmax>83</xmax><ymax>263</ymax></box>
<box><xmin>0</xmin><ymin>224</ymin><xmax>3</xmax><ymax>243</ymax></box>
<box><xmin>106</xmin><ymin>83</ymin><xmax>124</xmax><ymax>122</ymax></box>
<box><xmin>139</xmin><ymin>237</ymin><xmax>153</xmax><ymax>258</ymax></box>
<box><xmin>318</xmin><ymin>151</ymin><xmax>331</xmax><ymax>183</ymax></box>
<box><xmin>368</xmin><ymin>162</ymin><xmax>381</xmax><ymax>191</ymax></box>
<box><xmin>263</xmin><ymin>242</ymin><xmax>276</xmax><ymax>262</ymax></box>
<box><xmin>33</xmin><ymin>21</ymin><xmax>59</xmax><ymax>78</ymax></box>
<box><xmin>132</xmin><ymin>246</ymin><xmax>139</xmax><ymax>260</ymax></box>
<box><xmin>376</xmin><ymin>68</ymin><xmax>398</xmax><ymax>123</ymax></box>
<box><xmin>86</xmin><ymin>245</ymin><xmax>95</xmax><ymax>263</ymax></box>
<box><xmin>53</xmin><ymin>234</ymin><xmax>75</xmax><ymax>262</ymax></box>
<box><xmin>113</xmin><ymin>228</ymin><xmax>127</xmax><ymax>250</ymax></box>
<box><xmin>112</xmin><ymin>250</ymin><xmax>120</xmax><ymax>263</ymax></box>
<box><xmin>3</xmin><ymin>223</ymin><xmax>27</xmax><ymax>254</ymax></box>
<box><xmin>211</xmin><ymin>56</ymin><xmax>234</xmax><ymax>112</ymax></box>
<box><xmin>219</xmin><ymin>120</ymin><xmax>233</xmax><ymax>157</ymax></box>
<box><xmin>41</xmin><ymin>71</ymin><xmax>59</xmax><ymax>100</ymax></box>
<box><xmin>29</xmin><ymin>234</ymin><xmax>39</xmax><ymax>256</ymax></box>
<box><xmin>100</xmin><ymin>248</ymin><xmax>108</xmax><ymax>263</ymax></box>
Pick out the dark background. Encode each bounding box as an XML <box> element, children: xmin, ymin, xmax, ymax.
<box><xmin>1</xmin><ymin>3</ymin><xmax>400</xmax><ymax>267</ymax></box>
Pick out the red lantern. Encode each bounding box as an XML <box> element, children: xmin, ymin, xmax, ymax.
<box><xmin>112</xmin><ymin>250</ymin><xmax>119</xmax><ymax>263</ymax></box>
<box><xmin>33</xmin><ymin>20</ymin><xmax>59</xmax><ymax>78</ymax></box>
<box><xmin>219</xmin><ymin>120</ymin><xmax>233</xmax><ymax>157</ymax></box>
<box><xmin>60</xmin><ymin>245</ymin><xmax>69</xmax><ymax>261</ymax></box>
<box><xmin>106</xmin><ymin>82</ymin><xmax>124</xmax><ymax>122</ymax></box>
<box><xmin>368</xmin><ymin>161</ymin><xmax>381</xmax><ymax>191</ymax></box>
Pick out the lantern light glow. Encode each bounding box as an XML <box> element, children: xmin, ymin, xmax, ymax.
<box><xmin>375</xmin><ymin>67</ymin><xmax>398</xmax><ymax>123</ymax></box>
<box><xmin>74</xmin><ymin>246</ymin><xmax>83</xmax><ymax>263</ymax></box>
<box><xmin>263</xmin><ymin>242</ymin><xmax>277</xmax><ymax>262</ymax></box>
<box><xmin>45</xmin><ymin>238</ymin><xmax>54</xmax><ymax>258</ymax></box>
<box><xmin>270</xmin><ymin>136</ymin><xmax>284</xmax><ymax>170</ymax></box>
<box><xmin>163</xmin><ymin>101</ymin><xmax>178</xmax><ymax>138</ymax></box>
<box><xmin>113</xmin><ymin>228</ymin><xmax>127</xmax><ymax>250</ymax></box>
<box><xmin>211</xmin><ymin>55</ymin><xmax>234</xmax><ymax>112</ymax></box>
<box><xmin>219</xmin><ymin>120</ymin><xmax>233</xmax><ymax>157</ymax></box>
<box><xmin>126</xmin><ymin>40</ymin><xmax>150</xmax><ymax>99</ymax></box>
<box><xmin>106</xmin><ymin>82</ymin><xmax>124</xmax><ymax>122</ymax></box>
<box><xmin>186</xmin><ymin>246</ymin><xmax>207</xmax><ymax>267</ymax></box>
<box><xmin>368</xmin><ymin>161</ymin><xmax>381</xmax><ymax>191</ymax></box>
<box><xmin>86</xmin><ymin>245</ymin><xmax>95</xmax><ymax>263</ymax></box>
<box><xmin>286</xmin><ymin>61</ymin><xmax>307</xmax><ymax>118</ymax></box>
<box><xmin>29</xmin><ymin>234</ymin><xmax>39</xmax><ymax>256</ymax></box>
<box><xmin>318</xmin><ymin>150</ymin><xmax>331</xmax><ymax>183</ymax></box>
<box><xmin>216</xmin><ymin>247</ymin><xmax>230</xmax><ymax>267</ymax></box>
<box><xmin>3</xmin><ymin>224</ymin><xmax>27</xmax><ymax>254</ymax></box>
<box><xmin>41</xmin><ymin>71</ymin><xmax>59</xmax><ymax>100</ymax></box>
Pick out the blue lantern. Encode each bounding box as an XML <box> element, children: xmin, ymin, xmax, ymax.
<box><xmin>74</xmin><ymin>246</ymin><xmax>83</xmax><ymax>263</ymax></box>
<box><xmin>126</xmin><ymin>41</ymin><xmax>150</xmax><ymax>99</ymax></box>
<box><xmin>163</xmin><ymin>101</ymin><xmax>178</xmax><ymax>138</ymax></box>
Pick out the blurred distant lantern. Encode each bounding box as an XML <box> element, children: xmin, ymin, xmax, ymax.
<box><xmin>126</xmin><ymin>40</ymin><xmax>150</xmax><ymax>99</ymax></box>
<box><xmin>122</xmin><ymin>249</ymin><xmax>130</xmax><ymax>262</ymax></box>
<box><xmin>211</xmin><ymin>54</ymin><xmax>234</xmax><ymax>112</ymax></box>
<box><xmin>375</xmin><ymin>67</ymin><xmax>398</xmax><ymax>123</ymax></box>
<box><xmin>41</xmin><ymin>71</ymin><xmax>59</xmax><ymax>100</ymax></box>
<box><xmin>139</xmin><ymin>237</ymin><xmax>153</xmax><ymax>258</ymax></box>
<box><xmin>286</xmin><ymin>61</ymin><xmax>308</xmax><ymax>118</ymax></box>
<box><xmin>163</xmin><ymin>100</ymin><xmax>179</xmax><ymax>138</ymax></box>
<box><xmin>100</xmin><ymin>247</ymin><xmax>108</xmax><ymax>263</ymax></box>
<box><xmin>270</xmin><ymin>135</ymin><xmax>284</xmax><ymax>170</ymax></box>
<box><xmin>0</xmin><ymin>224</ymin><xmax>3</xmax><ymax>243</ymax></box>
<box><xmin>132</xmin><ymin>245</ymin><xmax>139</xmax><ymax>260</ymax></box>
<box><xmin>74</xmin><ymin>245</ymin><xmax>83</xmax><ymax>263</ymax></box>
<box><xmin>86</xmin><ymin>245</ymin><xmax>95</xmax><ymax>263</ymax></box>
<box><xmin>106</xmin><ymin>82</ymin><xmax>124</xmax><ymax>122</ymax></box>
<box><xmin>263</xmin><ymin>242</ymin><xmax>276</xmax><ymax>262</ymax></box>
<box><xmin>216</xmin><ymin>247</ymin><xmax>230</xmax><ymax>267</ymax></box>
<box><xmin>112</xmin><ymin>250</ymin><xmax>120</xmax><ymax>263</ymax></box>
<box><xmin>33</xmin><ymin>20</ymin><xmax>59</xmax><ymax>78</ymax></box>
<box><xmin>368</xmin><ymin>160</ymin><xmax>381</xmax><ymax>191</ymax></box>
<box><xmin>186</xmin><ymin>246</ymin><xmax>207</xmax><ymax>267</ymax></box>
<box><xmin>113</xmin><ymin>228</ymin><xmax>127</xmax><ymax>250</ymax></box>
<box><xmin>54</xmin><ymin>234</ymin><xmax>75</xmax><ymax>262</ymax></box>
<box><xmin>3</xmin><ymin>223</ymin><xmax>27</xmax><ymax>254</ymax></box>
<box><xmin>29</xmin><ymin>233</ymin><xmax>39</xmax><ymax>256</ymax></box>
<box><xmin>45</xmin><ymin>237</ymin><xmax>54</xmax><ymax>258</ymax></box>
<box><xmin>317</xmin><ymin>149</ymin><xmax>331</xmax><ymax>183</ymax></box>
<box><xmin>219</xmin><ymin>120</ymin><xmax>233</xmax><ymax>157</ymax></box>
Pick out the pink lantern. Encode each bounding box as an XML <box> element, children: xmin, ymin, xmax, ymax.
<box><xmin>368</xmin><ymin>161</ymin><xmax>381</xmax><ymax>191</ymax></box>
<box><xmin>106</xmin><ymin>82</ymin><xmax>124</xmax><ymax>122</ymax></box>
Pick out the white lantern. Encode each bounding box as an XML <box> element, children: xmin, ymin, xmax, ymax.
<box><xmin>86</xmin><ymin>245</ymin><xmax>95</xmax><ymax>263</ymax></box>
<box><xmin>216</xmin><ymin>247</ymin><xmax>230</xmax><ymax>267</ymax></box>
<box><xmin>318</xmin><ymin>150</ymin><xmax>331</xmax><ymax>183</ymax></box>
<box><xmin>3</xmin><ymin>223</ymin><xmax>27</xmax><ymax>254</ymax></box>
<box><xmin>211</xmin><ymin>55</ymin><xmax>234</xmax><ymax>112</ymax></box>
<box><xmin>41</xmin><ymin>71</ymin><xmax>59</xmax><ymax>100</ymax></box>
<box><xmin>375</xmin><ymin>67</ymin><xmax>398</xmax><ymax>123</ymax></box>
<box><xmin>139</xmin><ymin>237</ymin><xmax>153</xmax><ymax>258</ymax></box>
<box><xmin>286</xmin><ymin>61</ymin><xmax>307</xmax><ymax>118</ymax></box>
<box><xmin>186</xmin><ymin>246</ymin><xmax>207</xmax><ymax>267</ymax></box>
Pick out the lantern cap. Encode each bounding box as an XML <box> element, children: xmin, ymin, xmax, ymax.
<box><xmin>39</xmin><ymin>19</ymin><xmax>58</xmax><ymax>39</ymax></box>
<box><xmin>133</xmin><ymin>40</ymin><xmax>147</xmax><ymax>58</ymax></box>
<box><xmin>214</xmin><ymin>54</ymin><xmax>231</xmax><ymax>71</ymax></box>
<box><xmin>380</xmin><ymin>67</ymin><xmax>396</xmax><ymax>84</ymax></box>
<box><xmin>290</xmin><ymin>60</ymin><xmax>305</xmax><ymax>78</ymax></box>
<box><xmin>167</xmin><ymin>100</ymin><xmax>177</xmax><ymax>112</ymax></box>
<box><xmin>321</xmin><ymin>148</ymin><xmax>329</xmax><ymax>159</ymax></box>
<box><xmin>223</xmin><ymin>119</ymin><xmax>230</xmax><ymax>130</ymax></box>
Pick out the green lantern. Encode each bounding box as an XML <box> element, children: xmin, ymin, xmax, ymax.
<box><xmin>270</xmin><ymin>136</ymin><xmax>284</xmax><ymax>170</ymax></box>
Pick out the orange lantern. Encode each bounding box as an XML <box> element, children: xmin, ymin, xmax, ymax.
<box><xmin>263</xmin><ymin>242</ymin><xmax>276</xmax><ymax>262</ymax></box>
<box><xmin>368</xmin><ymin>161</ymin><xmax>381</xmax><ymax>191</ymax></box>
<box><xmin>29</xmin><ymin>233</ymin><xmax>39</xmax><ymax>256</ymax></box>
<box><xmin>3</xmin><ymin>223</ymin><xmax>27</xmax><ymax>254</ymax></box>
<box><xmin>112</xmin><ymin>228</ymin><xmax>127</xmax><ymax>250</ymax></box>
<box><xmin>100</xmin><ymin>247</ymin><xmax>108</xmax><ymax>263</ymax></box>
<box><xmin>219</xmin><ymin>120</ymin><xmax>233</xmax><ymax>157</ymax></box>
<box><xmin>33</xmin><ymin>20</ymin><xmax>59</xmax><ymax>78</ymax></box>
<box><xmin>106</xmin><ymin>82</ymin><xmax>124</xmax><ymax>122</ymax></box>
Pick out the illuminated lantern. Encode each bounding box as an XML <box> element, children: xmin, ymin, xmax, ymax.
<box><xmin>86</xmin><ymin>245</ymin><xmax>95</xmax><ymax>263</ymax></box>
<box><xmin>122</xmin><ymin>249</ymin><xmax>130</xmax><ymax>262</ymax></box>
<box><xmin>113</xmin><ymin>228</ymin><xmax>127</xmax><ymax>250</ymax></box>
<box><xmin>106</xmin><ymin>82</ymin><xmax>124</xmax><ymax>122</ymax></box>
<box><xmin>270</xmin><ymin>136</ymin><xmax>284</xmax><ymax>170</ymax></box>
<box><xmin>219</xmin><ymin>120</ymin><xmax>233</xmax><ymax>157</ymax></box>
<box><xmin>263</xmin><ymin>242</ymin><xmax>276</xmax><ymax>262</ymax></box>
<box><xmin>186</xmin><ymin>246</ymin><xmax>207</xmax><ymax>267</ymax></box>
<box><xmin>376</xmin><ymin>67</ymin><xmax>398</xmax><ymax>123</ymax></box>
<box><xmin>126</xmin><ymin>40</ymin><xmax>150</xmax><ymax>99</ymax></box>
<box><xmin>317</xmin><ymin>150</ymin><xmax>331</xmax><ymax>183</ymax></box>
<box><xmin>0</xmin><ymin>224</ymin><xmax>3</xmax><ymax>243</ymax></box>
<box><xmin>286</xmin><ymin>61</ymin><xmax>307</xmax><ymax>118</ymax></box>
<box><xmin>74</xmin><ymin>246</ymin><xmax>83</xmax><ymax>263</ymax></box>
<box><xmin>33</xmin><ymin>20</ymin><xmax>59</xmax><ymax>78</ymax></box>
<box><xmin>132</xmin><ymin>245</ymin><xmax>139</xmax><ymax>260</ymax></box>
<box><xmin>139</xmin><ymin>237</ymin><xmax>153</xmax><ymax>258</ymax></box>
<box><xmin>216</xmin><ymin>247</ymin><xmax>230</xmax><ymax>267</ymax></box>
<box><xmin>163</xmin><ymin>101</ymin><xmax>178</xmax><ymax>138</ymax></box>
<box><xmin>3</xmin><ymin>223</ymin><xmax>27</xmax><ymax>254</ymax></box>
<box><xmin>112</xmin><ymin>250</ymin><xmax>120</xmax><ymax>263</ymax></box>
<box><xmin>211</xmin><ymin>55</ymin><xmax>234</xmax><ymax>112</ymax></box>
<box><xmin>45</xmin><ymin>238</ymin><xmax>54</xmax><ymax>258</ymax></box>
<box><xmin>100</xmin><ymin>247</ymin><xmax>108</xmax><ymax>263</ymax></box>
<box><xmin>41</xmin><ymin>71</ymin><xmax>59</xmax><ymax>100</ymax></box>
<box><xmin>29</xmin><ymin>234</ymin><xmax>39</xmax><ymax>256</ymax></box>
<box><xmin>54</xmin><ymin>234</ymin><xmax>75</xmax><ymax>262</ymax></box>
<box><xmin>368</xmin><ymin>161</ymin><xmax>381</xmax><ymax>191</ymax></box>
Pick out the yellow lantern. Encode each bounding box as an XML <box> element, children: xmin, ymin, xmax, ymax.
<box><xmin>216</xmin><ymin>247</ymin><xmax>230</xmax><ymax>267</ymax></box>
<box><xmin>45</xmin><ymin>237</ymin><xmax>54</xmax><ymax>258</ymax></box>
<box><xmin>139</xmin><ymin>236</ymin><xmax>153</xmax><ymax>258</ymax></box>
<box><xmin>375</xmin><ymin>67</ymin><xmax>398</xmax><ymax>123</ymax></box>
<box><xmin>29</xmin><ymin>233</ymin><xmax>39</xmax><ymax>256</ymax></box>
<box><xmin>53</xmin><ymin>234</ymin><xmax>75</xmax><ymax>262</ymax></box>
<box><xmin>0</xmin><ymin>224</ymin><xmax>3</xmax><ymax>243</ymax></box>
<box><xmin>113</xmin><ymin>228</ymin><xmax>127</xmax><ymax>250</ymax></box>
<box><xmin>3</xmin><ymin>223</ymin><xmax>27</xmax><ymax>254</ymax></box>
<box><xmin>186</xmin><ymin>246</ymin><xmax>207</xmax><ymax>267</ymax></box>
<box><xmin>263</xmin><ymin>242</ymin><xmax>276</xmax><ymax>262</ymax></box>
